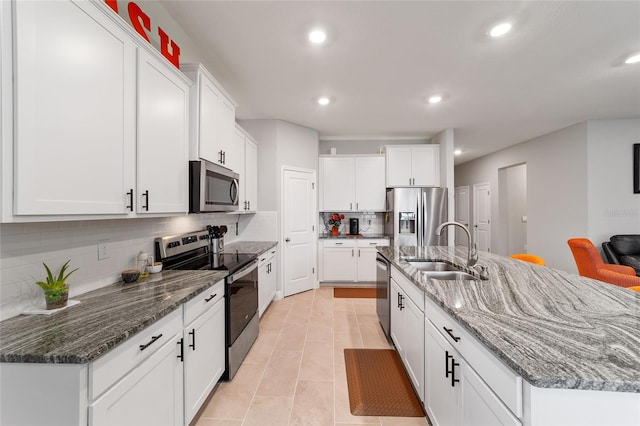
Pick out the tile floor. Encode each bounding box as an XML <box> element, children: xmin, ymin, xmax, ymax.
<box><xmin>195</xmin><ymin>286</ymin><xmax>430</xmax><ymax>426</ymax></box>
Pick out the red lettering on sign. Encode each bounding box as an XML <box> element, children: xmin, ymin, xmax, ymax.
<box><xmin>128</xmin><ymin>2</ymin><xmax>151</xmax><ymax>42</ymax></box>
<box><xmin>158</xmin><ymin>27</ymin><xmax>181</xmax><ymax>68</ymax></box>
<box><xmin>104</xmin><ymin>0</ymin><xmax>119</xmax><ymax>13</ymax></box>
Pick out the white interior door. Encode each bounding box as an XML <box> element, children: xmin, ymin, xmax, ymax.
<box><xmin>454</xmin><ymin>186</ymin><xmax>470</xmax><ymax>247</ymax></box>
<box><xmin>473</xmin><ymin>183</ymin><xmax>491</xmax><ymax>252</ymax></box>
<box><xmin>282</xmin><ymin>168</ymin><xmax>316</xmax><ymax>297</ymax></box>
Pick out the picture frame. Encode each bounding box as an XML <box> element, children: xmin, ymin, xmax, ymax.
<box><xmin>635</xmin><ymin>144</ymin><xmax>640</xmax><ymax>194</ymax></box>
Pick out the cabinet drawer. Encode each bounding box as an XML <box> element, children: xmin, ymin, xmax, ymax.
<box><xmin>323</xmin><ymin>239</ymin><xmax>356</xmax><ymax>248</ymax></box>
<box><xmin>390</xmin><ymin>266</ymin><xmax>424</xmax><ymax>311</ymax></box>
<box><xmin>258</xmin><ymin>248</ymin><xmax>277</xmax><ymax>266</ymax></box>
<box><xmin>357</xmin><ymin>239</ymin><xmax>389</xmax><ymax>247</ymax></box>
<box><xmin>184</xmin><ymin>280</ymin><xmax>224</xmax><ymax>325</ymax></box>
<box><xmin>89</xmin><ymin>308</ymin><xmax>183</xmax><ymax>401</ymax></box>
<box><xmin>425</xmin><ymin>297</ymin><xmax>522</xmax><ymax>417</ymax></box>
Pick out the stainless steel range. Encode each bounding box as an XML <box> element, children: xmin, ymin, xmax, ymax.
<box><xmin>155</xmin><ymin>228</ymin><xmax>259</xmax><ymax>380</ymax></box>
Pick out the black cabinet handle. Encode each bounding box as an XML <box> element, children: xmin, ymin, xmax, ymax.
<box><xmin>445</xmin><ymin>350</ymin><xmax>453</xmax><ymax>378</ymax></box>
<box><xmin>139</xmin><ymin>334</ymin><xmax>163</xmax><ymax>351</ymax></box>
<box><xmin>189</xmin><ymin>329</ymin><xmax>196</xmax><ymax>350</ymax></box>
<box><xmin>204</xmin><ymin>293</ymin><xmax>217</xmax><ymax>302</ymax></box>
<box><xmin>451</xmin><ymin>359</ymin><xmax>460</xmax><ymax>387</ymax></box>
<box><xmin>219</xmin><ymin>150</ymin><xmax>224</xmax><ymax>164</ymax></box>
<box><xmin>177</xmin><ymin>338</ymin><xmax>184</xmax><ymax>361</ymax></box>
<box><xmin>443</xmin><ymin>327</ymin><xmax>461</xmax><ymax>342</ymax></box>
<box><xmin>126</xmin><ymin>189</ymin><xmax>133</xmax><ymax>211</ymax></box>
<box><xmin>397</xmin><ymin>292</ymin><xmax>401</xmax><ymax>308</ymax></box>
<box><xmin>222</xmin><ymin>151</ymin><xmax>226</xmax><ymax>164</ymax></box>
<box><xmin>142</xmin><ymin>190</ymin><xmax>149</xmax><ymax>211</ymax></box>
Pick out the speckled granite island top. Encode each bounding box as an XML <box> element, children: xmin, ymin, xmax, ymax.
<box><xmin>223</xmin><ymin>240</ymin><xmax>277</xmax><ymax>255</ymax></box>
<box><xmin>378</xmin><ymin>245</ymin><xmax>640</xmax><ymax>393</ymax></box>
<box><xmin>0</xmin><ymin>270</ymin><xmax>227</xmax><ymax>364</ymax></box>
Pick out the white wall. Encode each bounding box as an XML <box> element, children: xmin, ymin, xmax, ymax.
<box><xmin>455</xmin><ymin>122</ymin><xmax>589</xmax><ymax>272</ymax></box>
<box><xmin>587</xmin><ymin>119</ymin><xmax>640</xmax><ymax>243</ymax></box>
<box><xmin>433</xmin><ymin>129</ymin><xmax>456</xmax><ymax>245</ymax></box>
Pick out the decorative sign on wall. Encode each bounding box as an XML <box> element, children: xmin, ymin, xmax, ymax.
<box><xmin>104</xmin><ymin>0</ymin><xmax>181</xmax><ymax>68</ymax></box>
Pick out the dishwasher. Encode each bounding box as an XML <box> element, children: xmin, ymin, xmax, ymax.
<box><xmin>375</xmin><ymin>253</ymin><xmax>391</xmax><ymax>340</ymax></box>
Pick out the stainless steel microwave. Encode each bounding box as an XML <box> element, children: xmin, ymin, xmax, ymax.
<box><xmin>189</xmin><ymin>160</ymin><xmax>239</xmax><ymax>213</ymax></box>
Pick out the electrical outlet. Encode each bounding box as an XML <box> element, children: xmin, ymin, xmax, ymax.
<box><xmin>98</xmin><ymin>240</ymin><xmax>110</xmax><ymax>260</ymax></box>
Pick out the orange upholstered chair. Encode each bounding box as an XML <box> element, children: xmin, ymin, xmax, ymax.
<box><xmin>509</xmin><ymin>253</ymin><xmax>545</xmax><ymax>266</ymax></box>
<box><xmin>567</xmin><ymin>238</ymin><xmax>640</xmax><ymax>289</ymax></box>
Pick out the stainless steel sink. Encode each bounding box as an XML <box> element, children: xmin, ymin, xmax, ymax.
<box><xmin>422</xmin><ymin>270</ymin><xmax>481</xmax><ymax>281</ymax></box>
<box><xmin>407</xmin><ymin>261</ymin><xmax>460</xmax><ymax>272</ymax></box>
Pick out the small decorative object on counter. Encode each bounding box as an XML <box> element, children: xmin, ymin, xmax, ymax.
<box><xmin>137</xmin><ymin>251</ymin><xmax>151</xmax><ymax>278</ymax></box>
<box><xmin>328</xmin><ymin>213</ymin><xmax>345</xmax><ymax>236</ymax></box>
<box><xmin>35</xmin><ymin>260</ymin><xmax>77</xmax><ymax>310</ymax></box>
<box><xmin>121</xmin><ymin>269</ymin><xmax>140</xmax><ymax>283</ymax></box>
<box><xmin>148</xmin><ymin>262</ymin><xmax>163</xmax><ymax>274</ymax></box>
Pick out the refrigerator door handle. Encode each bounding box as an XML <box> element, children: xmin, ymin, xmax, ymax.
<box><xmin>416</xmin><ymin>192</ymin><xmax>423</xmax><ymax>246</ymax></box>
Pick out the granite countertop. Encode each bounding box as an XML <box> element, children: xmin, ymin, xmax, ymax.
<box><xmin>319</xmin><ymin>233</ymin><xmax>389</xmax><ymax>239</ymax></box>
<box><xmin>378</xmin><ymin>245</ymin><xmax>640</xmax><ymax>393</ymax></box>
<box><xmin>0</xmin><ymin>270</ymin><xmax>227</xmax><ymax>364</ymax></box>
<box><xmin>223</xmin><ymin>240</ymin><xmax>277</xmax><ymax>255</ymax></box>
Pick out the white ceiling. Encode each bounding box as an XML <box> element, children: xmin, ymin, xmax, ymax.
<box><xmin>161</xmin><ymin>1</ymin><xmax>640</xmax><ymax>164</ymax></box>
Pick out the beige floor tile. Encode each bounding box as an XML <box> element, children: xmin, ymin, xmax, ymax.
<box><xmin>378</xmin><ymin>416</ymin><xmax>429</xmax><ymax>425</ymax></box>
<box><xmin>255</xmin><ymin>350</ymin><xmax>302</xmax><ymax>397</ymax></box>
<box><xmin>222</xmin><ymin>362</ymin><xmax>266</xmax><ymax>396</ymax></box>
<box><xmin>289</xmin><ymin>380</ymin><xmax>334</xmax><ymax>426</ymax></box>
<box><xmin>260</xmin><ymin>309</ymin><xmax>289</xmax><ymax>331</ymax></box>
<box><xmin>353</xmin><ymin>299</ymin><xmax>377</xmax><ymax>315</ymax></box>
<box><xmin>333</xmin><ymin>298</ymin><xmax>356</xmax><ymax>313</ymax></box>
<box><xmin>359</xmin><ymin>323</ymin><xmax>392</xmax><ymax>349</ymax></box>
<box><xmin>333</xmin><ymin>311</ymin><xmax>359</xmax><ymax>332</ymax></box>
<box><xmin>244</xmin><ymin>328</ymin><xmax>280</xmax><ymax>364</ymax></box>
<box><xmin>199</xmin><ymin>383</ymin><xmax>253</xmax><ymax>420</ymax></box>
<box><xmin>306</xmin><ymin>321</ymin><xmax>334</xmax><ymax>342</ymax></box>
<box><xmin>195</xmin><ymin>418</ymin><xmax>243</xmax><ymax>426</ymax></box>
<box><xmin>274</xmin><ymin>323</ymin><xmax>308</xmax><ymax>351</ymax></box>
<box><xmin>299</xmin><ymin>341</ymin><xmax>334</xmax><ymax>381</ymax></box>
<box><xmin>242</xmin><ymin>396</ymin><xmax>293</xmax><ymax>426</ymax></box>
<box><xmin>334</xmin><ymin>373</ymin><xmax>380</xmax><ymax>425</ymax></box>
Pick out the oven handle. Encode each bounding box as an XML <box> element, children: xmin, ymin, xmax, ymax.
<box><xmin>227</xmin><ymin>259</ymin><xmax>258</xmax><ymax>283</ymax></box>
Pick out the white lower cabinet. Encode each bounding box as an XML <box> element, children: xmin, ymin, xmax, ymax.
<box><xmin>258</xmin><ymin>247</ymin><xmax>278</xmax><ymax>317</ymax></box>
<box><xmin>320</xmin><ymin>238</ymin><xmax>389</xmax><ymax>282</ymax></box>
<box><xmin>183</xmin><ymin>281</ymin><xmax>226</xmax><ymax>424</ymax></box>
<box><xmin>89</xmin><ymin>333</ymin><xmax>184</xmax><ymax>426</ymax></box>
<box><xmin>389</xmin><ymin>268</ymin><xmax>425</xmax><ymax>402</ymax></box>
<box><xmin>424</xmin><ymin>297</ymin><xmax>522</xmax><ymax>426</ymax></box>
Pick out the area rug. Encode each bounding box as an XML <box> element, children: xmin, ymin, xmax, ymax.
<box><xmin>344</xmin><ymin>349</ymin><xmax>425</xmax><ymax>417</ymax></box>
<box><xmin>333</xmin><ymin>287</ymin><xmax>377</xmax><ymax>298</ymax></box>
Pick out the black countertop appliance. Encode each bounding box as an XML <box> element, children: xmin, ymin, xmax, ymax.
<box><xmin>349</xmin><ymin>218</ymin><xmax>359</xmax><ymax>235</ymax></box>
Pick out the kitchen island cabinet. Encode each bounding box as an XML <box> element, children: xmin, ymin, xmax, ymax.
<box><xmin>378</xmin><ymin>245</ymin><xmax>640</xmax><ymax>426</ymax></box>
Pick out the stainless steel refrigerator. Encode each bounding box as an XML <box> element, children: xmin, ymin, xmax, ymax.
<box><xmin>378</xmin><ymin>187</ymin><xmax>448</xmax><ymax>339</ymax></box>
<box><xmin>384</xmin><ymin>187</ymin><xmax>448</xmax><ymax>247</ymax></box>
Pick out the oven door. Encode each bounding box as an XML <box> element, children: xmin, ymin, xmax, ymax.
<box><xmin>190</xmin><ymin>160</ymin><xmax>239</xmax><ymax>213</ymax></box>
<box><xmin>226</xmin><ymin>259</ymin><xmax>258</xmax><ymax>345</ymax></box>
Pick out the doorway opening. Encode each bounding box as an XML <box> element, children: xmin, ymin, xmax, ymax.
<box><xmin>498</xmin><ymin>163</ymin><xmax>527</xmax><ymax>256</ymax></box>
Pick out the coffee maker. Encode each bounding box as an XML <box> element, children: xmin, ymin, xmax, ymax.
<box><xmin>349</xmin><ymin>218</ymin><xmax>359</xmax><ymax>235</ymax></box>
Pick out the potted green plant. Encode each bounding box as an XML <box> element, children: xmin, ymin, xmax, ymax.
<box><xmin>36</xmin><ymin>260</ymin><xmax>78</xmax><ymax>310</ymax></box>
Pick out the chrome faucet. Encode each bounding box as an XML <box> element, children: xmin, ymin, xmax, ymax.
<box><xmin>436</xmin><ymin>221</ymin><xmax>478</xmax><ymax>267</ymax></box>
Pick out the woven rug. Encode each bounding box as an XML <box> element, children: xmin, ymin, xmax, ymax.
<box><xmin>333</xmin><ymin>287</ymin><xmax>377</xmax><ymax>298</ymax></box>
<box><xmin>344</xmin><ymin>349</ymin><xmax>425</xmax><ymax>417</ymax></box>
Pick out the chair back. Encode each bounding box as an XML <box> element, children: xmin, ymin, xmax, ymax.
<box><xmin>567</xmin><ymin>238</ymin><xmax>605</xmax><ymax>279</ymax></box>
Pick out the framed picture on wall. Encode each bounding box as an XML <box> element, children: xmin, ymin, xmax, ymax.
<box><xmin>635</xmin><ymin>144</ymin><xmax>640</xmax><ymax>194</ymax></box>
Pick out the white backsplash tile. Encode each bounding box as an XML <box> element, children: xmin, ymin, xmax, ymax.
<box><xmin>0</xmin><ymin>213</ymin><xmax>243</xmax><ymax>321</ymax></box>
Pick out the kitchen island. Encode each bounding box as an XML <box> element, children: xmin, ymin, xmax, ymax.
<box><xmin>378</xmin><ymin>245</ymin><xmax>639</xmax><ymax>426</ymax></box>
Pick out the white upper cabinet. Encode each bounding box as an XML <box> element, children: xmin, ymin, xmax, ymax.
<box><xmin>234</xmin><ymin>125</ymin><xmax>258</xmax><ymax>213</ymax></box>
<box><xmin>136</xmin><ymin>49</ymin><xmax>190</xmax><ymax>214</ymax></box>
<box><xmin>319</xmin><ymin>155</ymin><xmax>385</xmax><ymax>212</ymax></box>
<box><xmin>181</xmin><ymin>64</ymin><xmax>237</xmax><ymax>170</ymax></box>
<box><xmin>386</xmin><ymin>145</ymin><xmax>440</xmax><ymax>187</ymax></box>
<box><xmin>12</xmin><ymin>0</ymin><xmax>136</xmax><ymax>215</ymax></box>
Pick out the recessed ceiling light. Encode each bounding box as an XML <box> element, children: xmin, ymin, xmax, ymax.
<box><xmin>309</xmin><ymin>29</ymin><xmax>327</xmax><ymax>44</ymax></box>
<box><xmin>428</xmin><ymin>95</ymin><xmax>442</xmax><ymax>104</ymax></box>
<box><xmin>318</xmin><ymin>97</ymin><xmax>331</xmax><ymax>105</ymax></box>
<box><xmin>625</xmin><ymin>53</ymin><xmax>640</xmax><ymax>64</ymax></box>
<box><xmin>489</xmin><ymin>22</ymin><xmax>512</xmax><ymax>38</ymax></box>
<box><xmin>454</xmin><ymin>149</ymin><xmax>462</xmax><ymax>156</ymax></box>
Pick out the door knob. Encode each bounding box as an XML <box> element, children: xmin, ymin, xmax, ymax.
<box><xmin>285</xmin><ymin>238</ymin><xmax>291</xmax><ymax>242</ymax></box>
